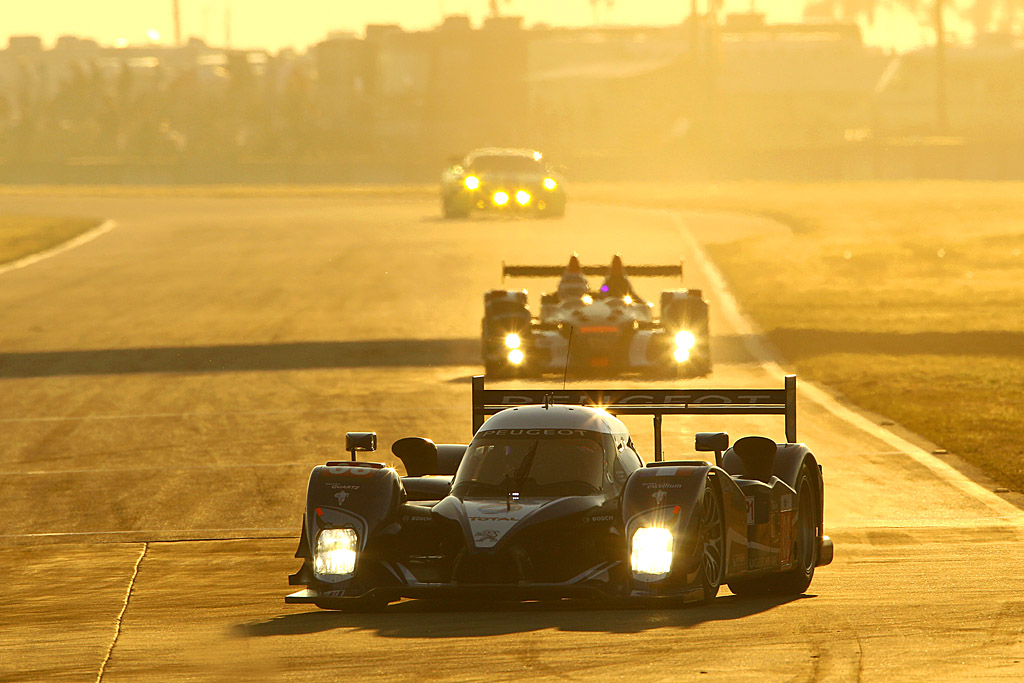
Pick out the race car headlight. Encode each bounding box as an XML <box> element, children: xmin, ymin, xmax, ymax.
<box><xmin>631</xmin><ymin>526</ymin><xmax>674</xmax><ymax>579</ymax></box>
<box><xmin>543</xmin><ymin>177</ymin><xmax>557</xmax><ymax>190</ymax></box>
<box><xmin>314</xmin><ymin>528</ymin><xmax>357</xmax><ymax>578</ymax></box>
<box><xmin>504</xmin><ymin>333</ymin><xmax>521</xmax><ymax>349</ymax></box>
<box><xmin>508</xmin><ymin>349</ymin><xmax>525</xmax><ymax>365</ymax></box>
<box><xmin>675</xmin><ymin>331</ymin><xmax>696</xmax><ymax>350</ymax></box>
<box><xmin>515</xmin><ymin>190</ymin><xmax>531</xmax><ymax>205</ymax></box>
<box><xmin>673</xmin><ymin>346</ymin><xmax>691</xmax><ymax>363</ymax></box>
<box><xmin>493</xmin><ymin>191</ymin><xmax>509</xmax><ymax>206</ymax></box>
<box><xmin>463</xmin><ymin>175</ymin><xmax>480</xmax><ymax>190</ymax></box>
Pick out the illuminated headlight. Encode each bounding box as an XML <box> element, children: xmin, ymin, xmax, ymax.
<box><xmin>673</xmin><ymin>346</ymin><xmax>691</xmax><ymax>363</ymax></box>
<box><xmin>675</xmin><ymin>331</ymin><xmax>696</xmax><ymax>350</ymax></box>
<box><xmin>515</xmin><ymin>190</ymin><xmax>531</xmax><ymax>205</ymax></box>
<box><xmin>314</xmin><ymin>528</ymin><xmax>357</xmax><ymax>578</ymax></box>
<box><xmin>504</xmin><ymin>333</ymin><xmax>521</xmax><ymax>349</ymax></box>
<box><xmin>631</xmin><ymin>527</ymin><xmax>674</xmax><ymax>579</ymax></box>
<box><xmin>508</xmin><ymin>349</ymin><xmax>525</xmax><ymax>365</ymax></box>
<box><xmin>623</xmin><ymin>295</ymin><xmax>633</xmax><ymax>305</ymax></box>
<box><xmin>581</xmin><ymin>294</ymin><xmax>593</xmax><ymax>305</ymax></box>
<box><xmin>543</xmin><ymin>177</ymin><xmax>557</xmax><ymax>190</ymax></box>
<box><xmin>463</xmin><ymin>175</ymin><xmax>480</xmax><ymax>190</ymax></box>
<box><xmin>493</xmin><ymin>191</ymin><xmax>509</xmax><ymax>206</ymax></box>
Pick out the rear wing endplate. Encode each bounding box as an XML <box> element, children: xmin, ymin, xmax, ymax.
<box><xmin>502</xmin><ymin>261</ymin><xmax>683</xmax><ymax>282</ymax></box>
<box><xmin>471</xmin><ymin>375</ymin><xmax>797</xmax><ymax>460</ymax></box>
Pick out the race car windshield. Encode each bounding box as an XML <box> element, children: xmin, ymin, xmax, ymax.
<box><xmin>469</xmin><ymin>156</ymin><xmax>545</xmax><ymax>174</ymax></box>
<box><xmin>453</xmin><ymin>429</ymin><xmax>612</xmax><ymax>498</ymax></box>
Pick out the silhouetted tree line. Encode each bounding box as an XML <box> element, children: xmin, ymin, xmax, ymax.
<box><xmin>0</xmin><ymin>51</ymin><xmax>339</xmax><ymax>163</ymax></box>
<box><xmin>804</xmin><ymin>0</ymin><xmax>1024</xmax><ymax>34</ymax></box>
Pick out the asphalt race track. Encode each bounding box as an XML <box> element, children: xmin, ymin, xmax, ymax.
<box><xmin>1</xmin><ymin>193</ymin><xmax>1023</xmax><ymax>682</ymax></box>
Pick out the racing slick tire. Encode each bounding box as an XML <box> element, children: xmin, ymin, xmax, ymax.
<box><xmin>698</xmin><ymin>478</ymin><xmax>726</xmax><ymax>603</ymax></box>
<box><xmin>727</xmin><ymin>464</ymin><xmax>819</xmax><ymax>597</ymax></box>
<box><xmin>443</xmin><ymin>199</ymin><xmax>470</xmax><ymax>219</ymax></box>
<box><xmin>767</xmin><ymin>464</ymin><xmax>819</xmax><ymax>595</ymax></box>
<box><xmin>484</xmin><ymin>358</ymin><xmax>511</xmax><ymax>379</ymax></box>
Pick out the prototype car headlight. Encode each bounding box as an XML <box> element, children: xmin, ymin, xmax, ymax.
<box><xmin>493</xmin><ymin>191</ymin><xmax>509</xmax><ymax>206</ymax></box>
<box><xmin>543</xmin><ymin>177</ymin><xmax>557</xmax><ymax>190</ymax></box>
<box><xmin>675</xmin><ymin>331</ymin><xmax>697</xmax><ymax>350</ymax></box>
<box><xmin>463</xmin><ymin>175</ymin><xmax>480</xmax><ymax>190</ymax></box>
<box><xmin>515</xmin><ymin>190</ymin><xmax>531</xmax><ymax>205</ymax></box>
<box><xmin>504</xmin><ymin>333</ymin><xmax>521</xmax><ymax>349</ymax></box>
<box><xmin>673</xmin><ymin>331</ymin><xmax>696</xmax><ymax>363</ymax></box>
<box><xmin>631</xmin><ymin>526</ymin><xmax>674</xmax><ymax>579</ymax></box>
<box><xmin>508</xmin><ymin>349</ymin><xmax>525</xmax><ymax>365</ymax></box>
<box><xmin>314</xmin><ymin>528</ymin><xmax>357</xmax><ymax>578</ymax></box>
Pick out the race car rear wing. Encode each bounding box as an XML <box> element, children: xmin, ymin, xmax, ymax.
<box><xmin>502</xmin><ymin>261</ymin><xmax>683</xmax><ymax>282</ymax></box>
<box><xmin>471</xmin><ymin>374</ymin><xmax>797</xmax><ymax>461</ymax></box>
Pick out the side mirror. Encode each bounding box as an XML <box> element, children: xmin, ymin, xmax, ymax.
<box><xmin>695</xmin><ymin>431</ymin><xmax>728</xmax><ymax>468</ymax></box>
<box><xmin>345</xmin><ymin>432</ymin><xmax>377</xmax><ymax>461</ymax></box>
<box><xmin>695</xmin><ymin>432</ymin><xmax>729</xmax><ymax>452</ymax></box>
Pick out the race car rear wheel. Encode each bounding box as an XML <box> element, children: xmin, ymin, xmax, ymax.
<box><xmin>727</xmin><ymin>464</ymin><xmax>818</xmax><ymax>597</ymax></box>
<box><xmin>770</xmin><ymin>465</ymin><xmax>819</xmax><ymax>594</ymax></box>
<box><xmin>698</xmin><ymin>478</ymin><xmax>725</xmax><ymax>603</ymax></box>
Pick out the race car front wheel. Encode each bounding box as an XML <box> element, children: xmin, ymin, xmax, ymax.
<box><xmin>698</xmin><ymin>478</ymin><xmax>725</xmax><ymax>603</ymax></box>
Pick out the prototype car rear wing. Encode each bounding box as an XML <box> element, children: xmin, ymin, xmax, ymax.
<box><xmin>471</xmin><ymin>374</ymin><xmax>797</xmax><ymax>460</ymax></box>
<box><xmin>502</xmin><ymin>261</ymin><xmax>683</xmax><ymax>282</ymax></box>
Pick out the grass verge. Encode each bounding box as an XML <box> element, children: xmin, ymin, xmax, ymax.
<box><xmin>0</xmin><ymin>216</ymin><xmax>103</xmax><ymax>267</ymax></box>
<box><xmin>577</xmin><ymin>181</ymin><xmax>1024</xmax><ymax>493</ymax></box>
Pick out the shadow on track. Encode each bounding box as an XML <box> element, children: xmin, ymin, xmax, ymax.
<box><xmin>769</xmin><ymin>329</ymin><xmax>1024</xmax><ymax>360</ymax></box>
<box><xmin>0</xmin><ymin>334</ymin><xmax>763</xmax><ymax>379</ymax></box>
<box><xmin>233</xmin><ymin>594</ymin><xmax>810</xmax><ymax>639</ymax></box>
<box><xmin>0</xmin><ymin>338</ymin><xmax>480</xmax><ymax>378</ymax></box>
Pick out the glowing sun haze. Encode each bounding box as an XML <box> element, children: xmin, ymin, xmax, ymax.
<box><xmin>5</xmin><ymin>1</ymin><xmax>935</xmax><ymax>52</ymax></box>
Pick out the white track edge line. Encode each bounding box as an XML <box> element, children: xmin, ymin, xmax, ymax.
<box><xmin>0</xmin><ymin>219</ymin><xmax>117</xmax><ymax>276</ymax></box>
<box><xmin>662</xmin><ymin>209</ymin><xmax>1024</xmax><ymax>522</ymax></box>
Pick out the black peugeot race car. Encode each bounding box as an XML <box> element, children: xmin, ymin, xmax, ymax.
<box><xmin>441</xmin><ymin>147</ymin><xmax>566</xmax><ymax>219</ymax></box>
<box><xmin>286</xmin><ymin>375</ymin><xmax>834</xmax><ymax>610</ymax></box>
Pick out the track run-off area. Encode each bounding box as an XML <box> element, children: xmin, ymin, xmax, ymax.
<box><xmin>1</xmin><ymin>193</ymin><xmax>1022</xmax><ymax>682</ymax></box>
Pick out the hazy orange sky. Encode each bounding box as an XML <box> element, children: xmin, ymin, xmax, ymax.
<box><xmin>5</xmin><ymin>1</ymin><xmax>940</xmax><ymax>52</ymax></box>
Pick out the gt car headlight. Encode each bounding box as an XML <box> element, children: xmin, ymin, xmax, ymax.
<box><xmin>515</xmin><ymin>190</ymin><xmax>531</xmax><ymax>205</ymax></box>
<box><xmin>463</xmin><ymin>175</ymin><xmax>480</xmax><ymax>190</ymax></box>
<box><xmin>543</xmin><ymin>177</ymin><xmax>557</xmax><ymax>190</ymax></box>
<box><xmin>673</xmin><ymin>346</ymin><xmax>691</xmax><ymax>363</ymax></box>
<box><xmin>314</xmin><ymin>528</ymin><xmax>357</xmax><ymax>578</ymax></box>
<box><xmin>631</xmin><ymin>526</ymin><xmax>674</xmax><ymax>579</ymax></box>
<box><xmin>508</xmin><ymin>349</ymin><xmax>525</xmax><ymax>365</ymax></box>
<box><xmin>493</xmin><ymin>191</ymin><xmax>509</xmax><ymax>206</ymax></box>
<box><xmin>675</xmin><ymin>331</ymin><xmax>697</xmax><ymax>350</ymax></box>
<box><xmin>504</xmin><ymin>333</ymin><xmax>521</xmax><ymax>349</ymax></box>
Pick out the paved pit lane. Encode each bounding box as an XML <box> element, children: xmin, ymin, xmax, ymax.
<box><xmin>1</xmin><ymin>194</ymin><xmax>1022</xmax><ymax>681</ymax></box>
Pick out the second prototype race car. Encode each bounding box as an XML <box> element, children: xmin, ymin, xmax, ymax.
<box><xmin>441</xmin><ymin>147</ymin><xmax>566</xmax><ymax>219</ymax></box>
<box><xmin>482</xmin><ymin>254</ymin><xmax>711</xmax><ymax>377</ymax></box>
<box><xmin>286</xmin><ymin>374</ymin><xmax>833</xmax><ymax>610</ymax></box>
